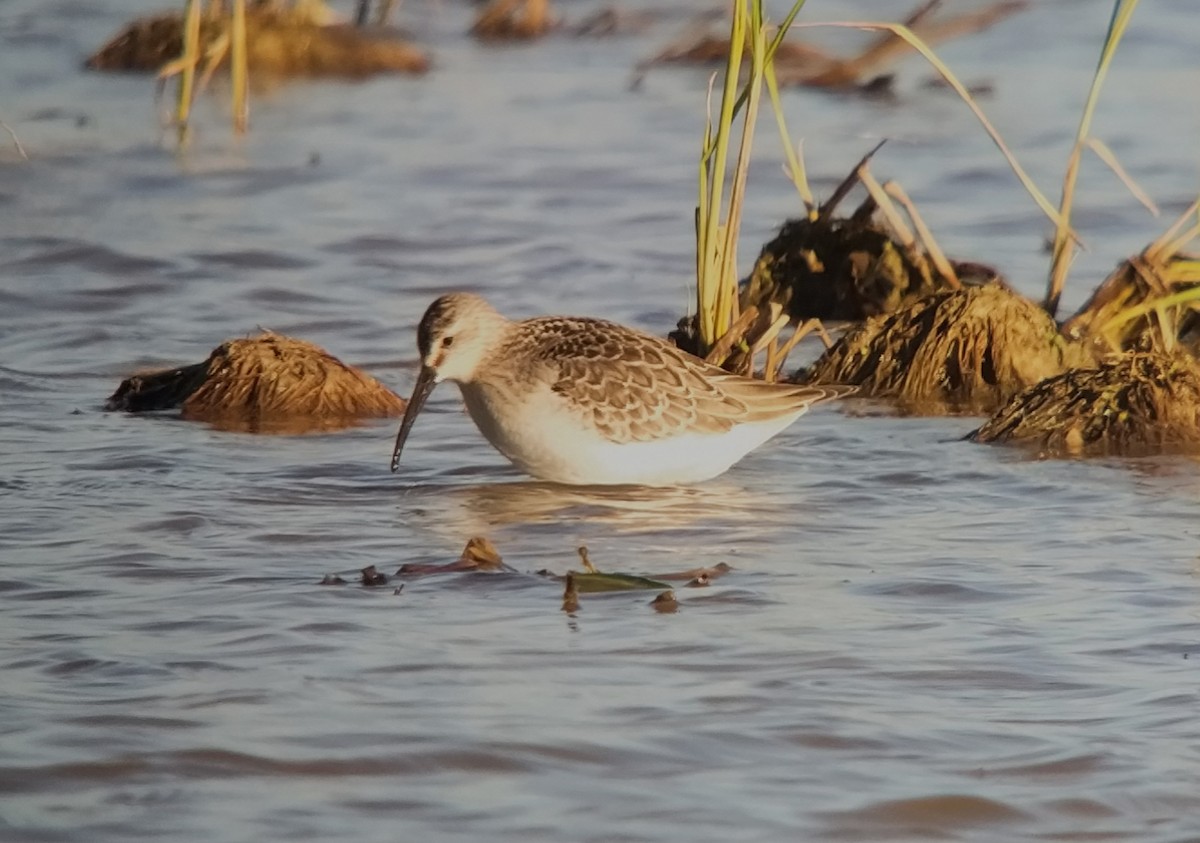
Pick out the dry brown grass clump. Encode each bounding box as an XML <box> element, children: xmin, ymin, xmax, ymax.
<box><xmin>969</xmin><ymin>350</ymin><xmax>1200</xmax><ymax>456</ymax></box>
<box><xmin>106</xmin><ymin>332</ymin><xmax>405</xmax><ymax>433</ymax></box>
<box><xmin>801</xmin><ymin>284</ymin><xmax>1094</xmax><ymax>413</ymax></box>
<box><xmin>87</xmin><ymin>6</ymin><xmax>429</xmax><ymax>78</ymax></box>
<box><xmin>471</xmin><ymin>0</ymin><xmax>557</xmax><ymax>41</ymax></box>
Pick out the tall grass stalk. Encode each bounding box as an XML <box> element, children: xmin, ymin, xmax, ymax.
<box><xmin>695</xmin><ymin>0</ymin><xmax>808</xmax><ymax>353</ymax></box>
<box><xmin>175</xmin><ymin>0</ymin><xmax>202</xmax><ymax>139</ymax></box>
<box><xmin>765</xmin><ymin>61</ymin><xmax>813</xmax><ymax>213</ymax></box>
<box><xmin>1044</xmin><ymin>0</ymin><xmax>1140</xmax><ymax>317</ymax></box>
<box><xmin>230</xmin><ymin>0</ymin><xmax>249</xmax><ymax>131</ymax></box>
<box><xmin>165</xmin><ymin>0</ymin><xmax>253</xmax><ymax>140</ymax></box>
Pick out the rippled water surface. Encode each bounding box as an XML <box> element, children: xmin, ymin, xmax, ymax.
<box><xmin>3</xmin><ymin>1</ymin><xmax>1200</xmax><ymax>840</ymax></box>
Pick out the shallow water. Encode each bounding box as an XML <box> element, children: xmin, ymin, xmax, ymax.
<box><xmin>3</xmin><ymin>1</ymin><xmax>1200</xmax><ymax>841</ymax></box>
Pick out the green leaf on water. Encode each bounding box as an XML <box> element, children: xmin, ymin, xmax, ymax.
<box><xmin>568</xmin><ymin>572</ymin><xmax>672</xmax><ymax>593</ymax></box>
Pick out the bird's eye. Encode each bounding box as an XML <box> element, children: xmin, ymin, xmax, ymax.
<box><xmin>442</xmin><ymin>336</ymin><xmax>454</xmax><ymax>348</ymax></box>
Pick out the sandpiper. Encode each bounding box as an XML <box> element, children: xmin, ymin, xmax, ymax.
<box><xmin>390</xmin><ymin>293</ymin><xmax>853</xmax><ymax>486</ymax></box>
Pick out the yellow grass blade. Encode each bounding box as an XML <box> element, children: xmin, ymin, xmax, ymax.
<box><xmin>764</xmin><ymin>61</ymin><xmax>813</xmax><ymax>212</ymax></box>
<box><xmin>175</xmin><ymin>0</ymin><xmax>203</xmax><ymax>136</ymax></box>
<box><xmin>1101</xmin><ymin>285</ymin><xmax>1200</xmax><ymax>334</ymax></box>
<box><xmin>885</xmin><ymin>181</ymin><xmax>961</xmax><ymax>289</ymax></box>
<box><xmin>1045</xmin><ymin>0</ymin><xmax>1139</xmax><ymax>316</ymax></box>
<box><xmin>794</xmin><ymin>20</ymin><xmax>1070</xmax><ymax>238</ymax></box>
<box><xmin>698</xmin><ymin>3</ymin><xmax>747</xmax><ymax>346</ymax></box>
<box><xmin>1085</xmin><ymin>138</ymin><xmax>1159</xmax><ymax>217</ymax></box>
<box><xmin>230</xmin><ymin>0</ymin><xmax>249</xmax><ymax>132</ymax></box>
<box><xmin>1148</xmin><ymin>197</ymin><xmax>1200</xmax><ymax>260</ymax></box>
<box><xmin>696</xmin><ymin>0</ymin><xmax>809</xmax><ymax>352</ymax></box>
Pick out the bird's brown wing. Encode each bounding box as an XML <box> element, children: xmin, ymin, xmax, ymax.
<box><xmin>522</xmin><ymin>317</ymin><xmax>850</xmax><ymax>444</ymax></box>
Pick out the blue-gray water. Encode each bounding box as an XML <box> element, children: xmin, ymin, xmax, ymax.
<box><xmin>3</xmin><ymin>1</ymin><xmax>1200</xmax><ymax>840</ymax></box>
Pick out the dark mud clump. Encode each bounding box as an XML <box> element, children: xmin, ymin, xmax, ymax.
<box><xmin>801</xmin><ymin>284</ymin><xmax>1094</xmax><ymax>413</ymax></box>
<box><xmin>741</xmin><ymin>215</ymin><xmax>994</xmax><ymax>323</ymax></box>
<box><xmin>87</xmin><ymin>8</ymin><xmax>429</xmax><ymax>78</ymax></box>
<box><xmin>106</xmin><ymin>332</ymin><xmax>406</xmax><ymax>431</ymax></box>
<box><xmin>360</xmin><ymin>565</ymin><xmax>389</xmax><ymax>587</ymax></box>
<box><xmin>969</xmin><ymin>349</ymin><xmax>1200</xmax><ymax>456</ymax></box>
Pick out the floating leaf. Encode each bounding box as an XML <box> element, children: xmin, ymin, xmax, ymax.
<box><xmin>542</xmin><ymin>546</ymin><xmax>691</xmax><ymax>592</ymax></box>
<box><xmin>569</xmin><ymin>572</ymin><xmax>672</xmax><ymax>593</ymax></box>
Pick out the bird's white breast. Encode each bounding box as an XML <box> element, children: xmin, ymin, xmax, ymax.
<box><xmin>457</xmin><ymin>380</ymin><xmax>807</xmax><ymax>486</ymax></box>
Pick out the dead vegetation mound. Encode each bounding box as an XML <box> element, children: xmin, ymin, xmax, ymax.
<box><xmin>106</xmin><ymin>332</ymin><xmax>405</xmax><ymax>433</ymax></box>
<box><xmin>742</xmin><ymin>215</ymin><xmax>993</xmax><ymax>323</ymax></box>
<box><xmin>801</xmin><ymin>284</ymin><xmax>1094</xmax><ymax>413</ymax></box>
<box><xmin>969</xmin><ymin>350</ymin><xmax>1200</xmax><ymax>455</ymax></box>
<box><xmin>87</xmin><ymin>7</ymin><xmax>429</xmax><ymax>78</ymax></box>
<box><xmin>471</xmin><ymin>0</ymin><xmax>557</xmax><ymax>41</ymax></box>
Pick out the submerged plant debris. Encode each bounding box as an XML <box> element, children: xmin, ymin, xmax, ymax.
<box><xmin>650</xmin><ymin>590</ymin><xmax>679</xmax><ymax>613</ymax></box>
<box><xmin>801</xmin><ymin>284</ymin><xmax>1095</xmax><ymax>413</ymax></box>
<box><xmin>655</xmin><ymin>562</ymin><xmax>733</xmax><ymax>583</ymax></box>
<box><xmin>105</xmin><ymin>332</ymin><xmax>405</xmax><ymax>433</ymax></box>
<box><xmin>360</xmin><ymin>565</ymin><xmax>389</xmax><ymax>587</ymax></box>
<box><xmin>969</xmin><ymin>349</ymin><xmax>1200</xmax><ymax>456</ymax></box>
<box><xmin>561</xmin><ymin>573</ymin><xmax>581</xmax><ymax>614</ymax></box>
<box><xmin>396</xmin><ymin>537</ymin><xmax>512</xmax><ymax>576</ymax></box>
<box><xmin>564</xmin><ymin>572</ymin><xmax>674</xmax><ymax>593</ymax></box>
<box><xmin>539</xmin><ymin>546</ymin><xmax>673</xmax><ymax>593</ymax></box>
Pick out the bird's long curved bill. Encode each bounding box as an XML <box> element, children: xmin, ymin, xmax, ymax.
<box><xmin>390</xmin><ymin>365</ymin><xmax>438</xmax><ymax>473</ymax></box>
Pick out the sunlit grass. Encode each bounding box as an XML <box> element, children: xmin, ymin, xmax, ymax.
<box><xmin>163</xmin><ymin>0</ymin><xmax>260</xmax><ymax>141</ymax></box>
<box><xmin>1044</xmin><ymin>0</ymin><xmax>1141</xmax><ymax>317</ymax></box>
<box><xmin>1098</xmin><ymin>200</ymin><xmax>1200</xmax><ymax>351</ymax></box>
<box><xmin>695</xmin><ymin>0</ymin><xmax>809</xmax><ymax>354</ymax></box>
<box><xmin>695</xmin><ymin>7</ymin><xmax>1065</xmax><ymax>362</ymax></box>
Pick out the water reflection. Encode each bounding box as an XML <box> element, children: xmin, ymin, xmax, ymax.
<box><xmin>406</xmin><ymin>478</ymin><xmax>774</xmax><ymax>536</ymax></box>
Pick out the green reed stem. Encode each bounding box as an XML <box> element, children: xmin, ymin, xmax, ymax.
<box><xmin>696</xmin><ymin>0</ymin><xmax>808</xmax><ymax>352</ymax></box>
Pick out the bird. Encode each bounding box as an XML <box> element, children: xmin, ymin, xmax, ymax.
<box><xmin>390</xmin><ymin>293</ymin><xmax>854</xmax><ymax>486</ymax></box>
